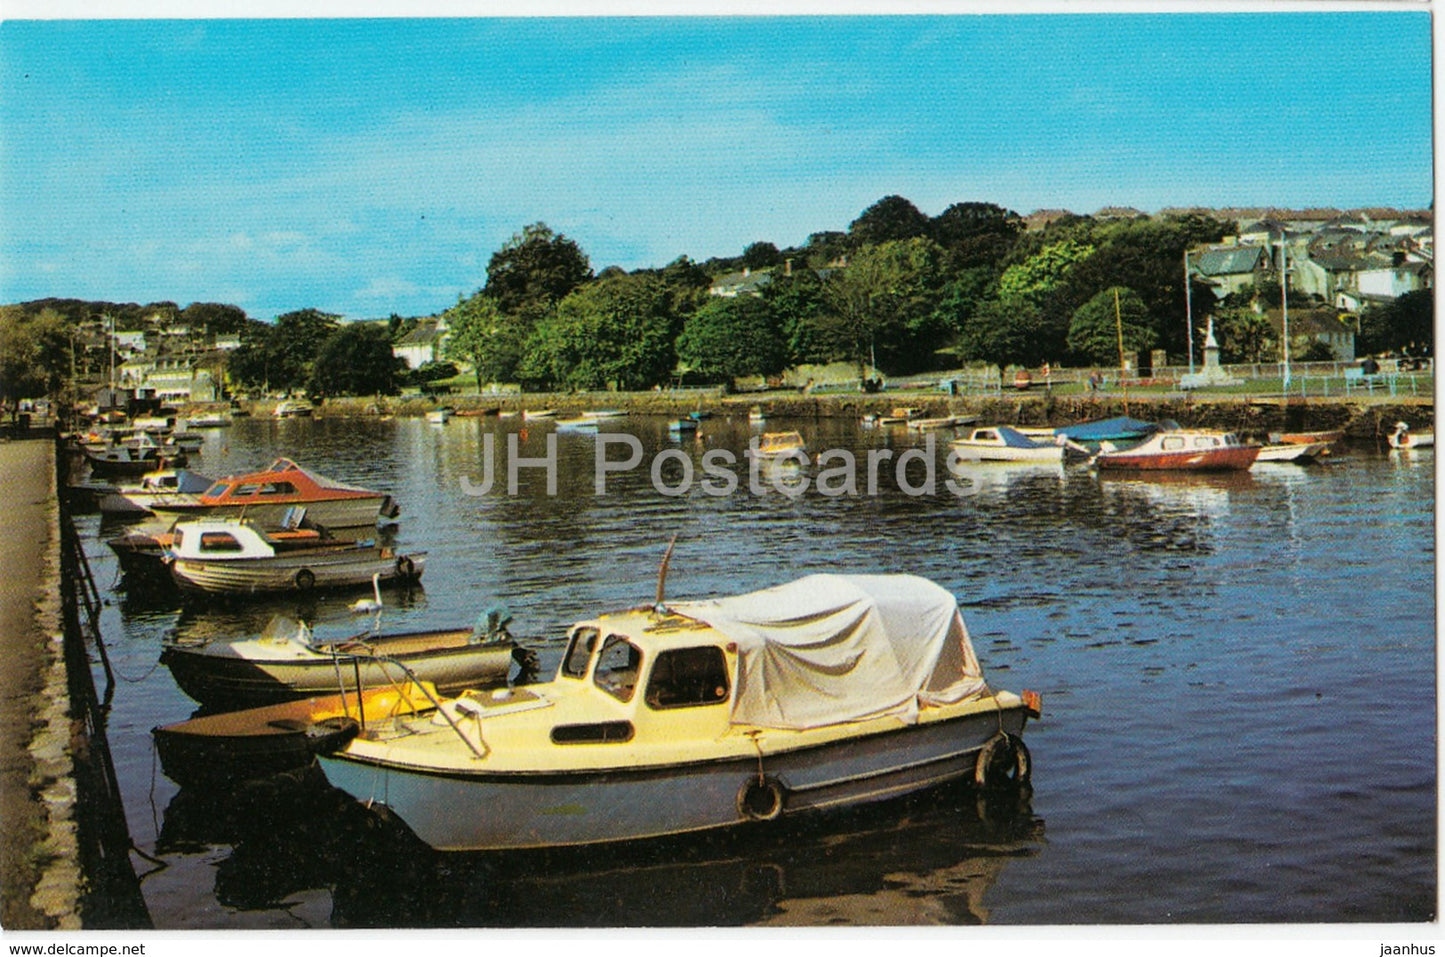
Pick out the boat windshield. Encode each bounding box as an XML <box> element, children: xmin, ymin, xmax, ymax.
<box><xmin>644</xmin><ymin>646</ymin><xmax>729</xmax><ymax>710</ymax></box>
<box><xmin>593</xmin><ymin>634</ymin><xmax>641</xmax><ymax>702</ymax></box>
<box><xmin>561</xmin><ymin>626</ymin><xmax>599</xmax><ymax>679</ymax></box>
<box><xmin>203</xmin><ymin>482</ymin><xmax>230</xmax><ymax>497</ymax></box>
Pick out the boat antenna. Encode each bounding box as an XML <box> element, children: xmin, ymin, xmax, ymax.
<box><xmin>654</xmin><ymin>533</ymin><xmax>678</xmax><ymax>614</ymax></box>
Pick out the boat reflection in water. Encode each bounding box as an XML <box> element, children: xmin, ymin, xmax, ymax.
<box><xmin>153</xmin><ymin>767</ymin><xmax>1042</xmax><ymax>927</ymax></box>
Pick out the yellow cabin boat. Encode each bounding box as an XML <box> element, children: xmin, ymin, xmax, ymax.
<box><xmin>316</xmin><ymin>574</ymin><xmax>1039</xmax><ymax>851</ymax></box>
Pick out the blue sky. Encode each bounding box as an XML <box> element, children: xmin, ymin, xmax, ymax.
<box><xmin>0</xmin><ymin>11</ymin><xmax>1432</xmax><ymax>321</ymax></box>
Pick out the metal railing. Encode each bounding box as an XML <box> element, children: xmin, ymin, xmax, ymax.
<box><xmin>54</xmin><ymin>437</ymin><xmax>151</xmax><ymax>927</ymax></box>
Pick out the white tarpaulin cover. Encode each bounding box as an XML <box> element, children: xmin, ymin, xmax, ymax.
<box><xmin>670</xmin><ymin>574</ymin><xmax>988</xmax><ymax>730</ymax></box>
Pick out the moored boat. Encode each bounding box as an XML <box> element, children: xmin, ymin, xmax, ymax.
<box><xmin>152</xmin><ymin>679</ymin><xmax>441</xmax><ymax>786</ymax></box>
<box><xmin>98</xmin><ymin>467</ymin><xmax>214</xmax><ymax>517</ymax></box>
<box><xmin>149</xmin><ymin>457</ymin><xmax>400</xmax><ymax>528</ymax></box>
<box><xmin>1255</xmin><ymin>441</ymin><xmax>1330</xmax><ymax>463</ymax></box>
<box><xmin>425</xmin><ymin>407</ymin><xmax>454</xmax><ymax>425</ymax></box>
<box><xmin>950</xmin><ymin>426</ymin><xmax>1064</xmax><ymax>464</ymax></box>
<box><xmin>1093</xmin><ymin>427</ymin><xmax>1259</xmax><ymax>471</ymax></box>
<box><xmin>1267</xmin><ymin>428</ymin><xmax>1344</xmax><ymax>452</ymax></box>
<box><xmin>163</xmin><ymin>518</ymin><xmax>425</xmax><ymax>595</ymax></box>
<box><xmin>315</xmin><ymin>572</ymin><xmax>1039</xmax><ymax>852</ymax></box>
<box><xmin>160</xmin><ymin>613</ymin><xmax>519</xmax><ymax>707</ymax></box>
<box><xmin>107</xmin><ymin>517</ymin><xmax>339</xmax><ymax>581</ymax></box>
<box><xmin>753</xmin><ymin>430</ymin><xmax>806</xmax><ymax>459</ymax></box>
<box><xmin>1388</xmin><ymin>421</ymin><xmax>1434</xmax><ymax>450</ymax></box>
<box><xmin>273</xmin><ymin>399</ymin><xmax>315</xmax><ymax>418</ymax></box>
<box><xmin>908</xmin><ymin>414</ymin><xmax>976</xmax><ymax>432</ymax></box>
<box><xmin>184</xmin><ymin>410</ymin><xmax>232</xmax><ymax>428</ymax></box>
<box><xmin>554</xmin><ymin>416</ymin><xmax>601</xmax><ymax>433</ymax></box>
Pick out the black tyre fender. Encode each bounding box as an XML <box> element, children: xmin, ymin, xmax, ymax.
<box><xmin>974</xmin><ymin>733</ymin><xmax>1031</xmax><ymax>791</ymax></box>
<box><xmin>395</xmin><ymin>555</ymin><xmax>416</xmax><ymax>580</ymax></box>
<box><xmin>294</xmin><ymin>568</ymin><xmax>316</xmax><ymax>591</ymax></box>
<box><xmin>736</xmin><ymin>775</ymin><xmax>786</xmax><ymax>822</ymax></box>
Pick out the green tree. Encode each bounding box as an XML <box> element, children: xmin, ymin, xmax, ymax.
<box><xmin>0</xmin><ymin>307</ymin><xmax>71</xmax><ymax>409</ymax></box>
<box><xmin>308</xmin><ymin>324</ymin><xmax>403</xmax><ymax>397</ymax></box>
<box><xmin>1212</xmin><ymin>307</ymin><xmax>1274</xmax><ymax>363</ymax></box>
<box><xmin>270</xmin><ymin>308</ymin><xmax>340</xmax><ymax>393</ymax></box>
<box><xmin>822</xmin><ymin>237</ymin><xmax>950</xmax><ymax>375</ymax></box>
<box><xmin>997</xmin><ymin>239</ymin><xmax>1096</xmax><ymax>305</ymax></box>
<box><xmin>519</xmin><ymin>273</ymin><xmax>678</xmax><ymax>391</ymax></box>
<box><xmin>929</xmin><ymin>201</ymin><xmax>1024</xmax><ymax>271</ymax></box>
<box><xmin>443</xmin><ymin>293</ymin><xmax>524</xmax><ymax>390</ymax></box>
<box><xmin>848</xmin><ymin>195</ymin><xmax>930</xmax><ymax>248</ymax></box>
<box><xmin>741</xmin><ymin>242</ymin><xmax>781</xmax><ymax>271</ymax></box>
<box><xmin>676</xmin><ymin>296</ymin><xmax>787</xmax><ymax>385</ymax></box>
<box><xmin>763</xmin><ymin>267</ymin><xmax>835</xmax><ymax>365</ymax></box>
<box><xmin>1358</xmin><ymin>289</ymin><xmax>1433</xmax><ymax>355</ymax></box>
<box><xmin>956</xmin><ymin>297</ymin><xmax>1050</xmax><ymax>369</ymax></box>
<box><xmin>483</xmin><ymin>222</ymin><xmax>593</xmax><ymax>315</ymax></box>
<box><xmin>1067</xmin><ymin>287</ymin><xmax>1157</xmax><ymax>365</ymax></box>
<box><xmin>179</xmin><ymin>302</ymin><xmax>249</xmax><ymax>337</ymax></box>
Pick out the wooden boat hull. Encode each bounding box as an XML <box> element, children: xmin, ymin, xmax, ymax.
<box><xmin>1269</xmin><ymin>429</ymin><xmax>1344</xmax><ymax>447</ymax></box>
<box><xmin>152</xmin><ymin>494</ymin><xmax>395</xmax><ymax>529</ymax></box>
<box><xmin>160</xmin><ymin>630</ymin><xmax>512</xmax><ymax>707</ymax></box>
<box><xmin>153</xmin><ymin>682</ymin><xmax>441</xmax><ymax>787</ymax></box>
<box><xmin>168</xmin><ymin>548</ymin><xmax>424</xmax><ymax>596</ymax></box>
<box><xmin>1255</xmin><ymin>442</ymin><xmax>1329</xmax><ymax>463</ymax></box>
<box><xmin>1095</xmin><ymin>446</ymin><xmax>1259</xmax><ymax>471</ymax></box>
<box><xmin>317</xmin><ymin>701</ymin><xmax>1029</xmax><ymax>852</ymax></box>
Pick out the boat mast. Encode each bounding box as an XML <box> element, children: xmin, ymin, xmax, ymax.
<box><xmin>1279</xmin><ymin>240</ymin><xmax>1291</xmax><ymax>394</ymax></box>
<box><xmin>654</xmin><ymin>533</ymin><xmax>678</xmax><ymax>612</ymax></box>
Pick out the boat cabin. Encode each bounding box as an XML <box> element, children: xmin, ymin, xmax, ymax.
<box><xmin>169</xmin><ymin>520</ymin><xmax>282</xmax><ymax>561</ymax></box>
<box><xmin>1151</xmin><ymin>429</ymin><xmax>1246</xmax><ymax>452</ymax></box>
<box><xmin>196</xmin><ymin>458</ymin><xmax>375</xmax><ymax>506</ymax></box>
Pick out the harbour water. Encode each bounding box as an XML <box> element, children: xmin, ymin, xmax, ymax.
<box><xmin>77</xmin><ymin>413</ymin><xmax>1435</xmax><ymax>926</ymax></box>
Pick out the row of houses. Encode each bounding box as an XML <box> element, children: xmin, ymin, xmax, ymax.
<box><xmin>75</xmin><ymin>312</ymin><xmax>239</xmax><ymax>403</ymax></box>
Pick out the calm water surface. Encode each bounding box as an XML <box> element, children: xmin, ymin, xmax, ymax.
<box><xmin>77</xmin><ymin>414</ymin><xmax>1436</xmax><ymax>927</ymax></box>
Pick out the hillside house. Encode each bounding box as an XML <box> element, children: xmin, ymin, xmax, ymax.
<box><xmin>709</xmin><ymin>267</ymin><xmax>775</xmax><ymax>298</ymax></box>
<box><xmin>393</xmin><ymin>318</ymin><xmax>449</xmax><ymax>369</ymax></box>
<box><xmin>1266</xmin><ymin>307</ymin><xmax>1356</xmax><ymax>362</ymax></box>
<box><xmin>1194</xmin><ymin>245</ymin><xmax>1271</xmax><ymax>300</ymax></box>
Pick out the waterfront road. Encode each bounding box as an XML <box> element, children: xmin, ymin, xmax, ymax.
<box><xmin>0</xmin><ymin>437</ymin><xmax>72</xmax><ymax>929</ymax></box>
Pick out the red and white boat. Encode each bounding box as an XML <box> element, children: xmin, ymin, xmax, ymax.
<box><xmin>150</xmin><ymin>458</ymin><xmax>400</xmax><ymax>529</ymax></box>
<box><xmin>1093</xmin><ymin>427</ymin><xmax>1259</xmax><ymax>472</ymax></box>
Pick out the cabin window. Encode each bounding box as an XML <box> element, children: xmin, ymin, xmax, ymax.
<box><xmin>233</xmin><ymin>483</ymin><xmax>260</xmax><ymax>497</ymax></box>
<box><xmin>561</xmin><ymin>627</ymin><xmax>599</xmax><ymax>680</ymax></box>
<box><xmin>977</xmin><ymin>430</ymin><xmax>997</xmax><ymax>441</ymax></box>
<box><xmin>645</xmin><ymin>646</ymin><xmax>730</xmax><ymax>710</ymax></box>
<box><xmin>593</xmin><ymin>634</ymin><xmax>641</xmax><ymax>702</ymax></box>
<box><xmin>257</xmin><ymin>481</ymin><xmax>297</xmax><ymax>495</ymax></box>
<box><xmin>203</xmin><ymin>482</ymin><xmax>229</xmax><ymax>497</ymax></box>
<box><xmin>198</xmin><ymin>532</ymin><xmax>244</xmax><ymax>553</ymax></box>
<box><xmin>1161</xmin><ymin>436</ymin><xmax>1185</xmax><ymax>451</ymax></box>
<box><xmin>550</xmin><ymin>721</ymin><xmax>634</xmax><ymax>745</ymax></box>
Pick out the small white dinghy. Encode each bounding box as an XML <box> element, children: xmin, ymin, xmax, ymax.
<box><xmin>1388</xmin><ymin>421</ymin><xmax>1434</xmax><ymax>450</ymax></box>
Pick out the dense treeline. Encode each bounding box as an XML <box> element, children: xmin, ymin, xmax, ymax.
<box><xmin>1</xmin><ymin>197</ymin><xmax>1434</xmax><ymax>400</ymax></box>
